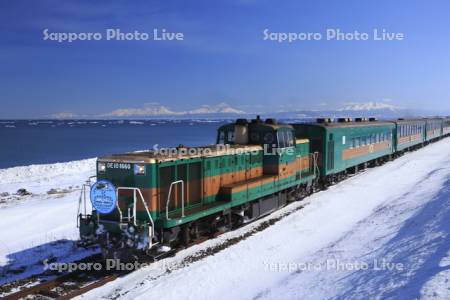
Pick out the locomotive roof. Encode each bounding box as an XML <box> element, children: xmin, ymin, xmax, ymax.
<box><xmin>393</xmin><ymin>118</ymin><xmax>427</xmax><ymax>124</ymax></box>
<box><xmin>220</xmin><ymin>122</ymin><xmax>293</xmax><ymax>130</ymax></box>
<box><xmin>99</xmin><ymin>144</ymin><xmax>263</xmax><ymax>164</ymax></box>
<box><xmin>294</xmin><ymin>121</ymin><xmax>394</xmax><ymax>129</ymax></box>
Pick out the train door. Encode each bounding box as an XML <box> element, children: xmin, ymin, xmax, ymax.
<box><xmin>244</xmin><ymin>152</ymin><xmax>251</xmax><ymax>180</ymax></box>
<box><xmin>327</xmin><ymin>134</ymin><xmax>335</xmax><ymax>171</ymax></box>
<box><xmin>203</xmin><ymin>159</ymin><xmax>214</xmax><ymax>203</ymax></box>
<box><xmin>187</xmin><ymin>161</ymin><xmax>202</xmax><ymax>206</ymax></box>
<box><xmin>159</xmin><ymin>164</ymin><xmax>176</xmax><ymax>212</ymax></box>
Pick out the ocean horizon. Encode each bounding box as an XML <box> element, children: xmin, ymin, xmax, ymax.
<box><xmin>0</xmin><ymin>119</ymin><xmax>230</xmax><ymax>169</ymax></box>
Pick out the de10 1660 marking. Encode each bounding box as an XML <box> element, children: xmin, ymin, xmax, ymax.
<box><xmin>106</xmin><ymin>162</ymin><xmax>131</xmax><ymax>170</ymax></box>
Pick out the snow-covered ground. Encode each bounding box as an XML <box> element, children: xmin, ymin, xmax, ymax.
<box><xmin>0</xmin><ymin>138</ymin><xmax>449</xmax><ymax>299</ymax></box>
<box><xmin>0</xmin><ymin>158</ymin><xmax>97</xmax><ymax>284</ymax></box>
<box><xmin>81</xmin><ymin>138</ymin><xmax>450</xmax><ymax>300</ymax></box>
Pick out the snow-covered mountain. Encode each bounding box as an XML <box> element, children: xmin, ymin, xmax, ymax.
<box><xmin>102</xmin><ymin>103</ymin><xmax>179</xmax><ymax>117</ymax></box>
<box><xmin>337</xmin><ymin>101</ymin><xmax>401</xmax><ymax>112</ymax></box>
<box><xmin>267</xmin><ymin>102</ymin><xmax>414</xmax><ymax>120</ymax></box>
<box><xmin>101</xmin><ymin>102</ymin><xmax>244</xmax><ymax>118</ymax></box>
<box><xmin>48</xmin><ymin>101</ymin><xmax>434</xmax><ymax>120</ymax></box>
<box><xmin>188</xmin><ymin>102</ymin><xmax>245</xmax><ymax>114</ymax></box>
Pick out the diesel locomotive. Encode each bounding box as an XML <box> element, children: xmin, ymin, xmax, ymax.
<box><xmin>78</xmin><ymin>116</ymin><xmax>450</xmax><ymax>257</ymax></box>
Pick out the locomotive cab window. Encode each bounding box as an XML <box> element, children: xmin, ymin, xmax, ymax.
<box><xmin>217</xmin><ymin>129</ymin><xmax>235</xmax><ymax>144</ymax></box>
<box><xmin>217</xmin><ymin>130</ymin><xmax>225</xmax><ymax>144</ymax></box>
<box><xmin>277</xmin><ymin>130</ymin><xmax>294</xmax><ymax>148</ymax></box>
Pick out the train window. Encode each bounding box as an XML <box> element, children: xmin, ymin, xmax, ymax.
<box><xmin>277</xmin><ymin>131</ymin><xmax>285</xmax><ymax>148</ymax></box>
<box><xmin>286</xmin><ymin>131</ymin><xmax>294</xmax><ymax>147</ymax></box>
<box><xmin>355</xmin><ymin>137</ymin><xmax>360</xmax><ymax>147</ymax></box>
<box><xmin>218</xmin><ymin>130</ymin><xmax>225</xmax><ymax>144</ymax></box>
<box><xmin>227</xmin><ymin>131</ymin><xmax>235</xmax><ymax>144</ymax></box>
<box><xmin>282</xmin><ymin>131</ymin><xmax>289</xmax><ymax>148</ymax></box>
<box><xmin>376</xmin><ymin>133</ymin><xmax>380</xmax><ymax>143</ymax></box>
<box><xmin>350</xmin><ymin>138</ymin><xmax>354</xmax><ymax>148</ymax></box>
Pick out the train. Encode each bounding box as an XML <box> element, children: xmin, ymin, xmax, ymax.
<box><xmin>78</xmin><ymin>116</ymin><xmax>450</xmax><ymax>258</ymax></box>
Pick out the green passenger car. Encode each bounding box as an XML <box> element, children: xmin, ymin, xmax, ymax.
<box><xmin>393</xmin><ymin>119</ymin><xmax>426</xmax><ymax>152</ymax></box>
<box><xmin>425</xmin><ymin>118</ymin><xmax>444</xmax><ymax>141</ymax></box>
<box><xmin>292</xmin><ymin>119</ymin><xmax>395</xmax><ymax>178</ymax></box>
<box><xmin>444</xmin><ymin>117</ymin><xmax>450</xmax><ymax>136</ymax></box>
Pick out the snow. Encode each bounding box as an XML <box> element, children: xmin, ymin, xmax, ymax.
<box><xmin>81</xmin><ymin>138</ymin><xmax>450</xmax><ymax>300</ymax></box>
<box><xmin>103</xmin><ymin>102</ymin><xmax>244</xmax><ymax>117</ymax></box>
<box><xmin>0</xmin><ymin>158</ymin><xmax>95</xmax><ymax>195</ymax></box>
<box><xmin>0</xmin><ymin>138</ymin><xmax>449</xmax><ymax>299</ymax></box>
<box><xmin>337</xmin><ymin>101</ymin><xmax>400</xmax><ymax>111</ymax></box>
<box><xmin>0</xmin><ymin>158</ymin><xmax>97</xmax><ymax>284</ymax></box>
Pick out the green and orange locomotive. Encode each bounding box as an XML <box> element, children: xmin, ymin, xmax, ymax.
<box><xmin>78</xmin><ymin>116</ymin><xmax>450</xmax><ymax>257</ymax></box>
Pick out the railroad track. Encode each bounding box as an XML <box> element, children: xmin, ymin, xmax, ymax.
<box><xmin>2</xmin><ymin>186</ymin><xmax>320</xmax><ymax>299</ymax></box>
<box><xmin>3</xmin><ymin>271</ymin><xmax>118</xmax><ymax>300</ymax></box>
<box><xmin>1</xmin><ymin>208</ymin><xmax>303</xmax><ymax>299</ymax></box>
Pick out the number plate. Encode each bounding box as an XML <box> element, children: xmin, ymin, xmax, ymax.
<box><xmin>106</xmin><ymin>162</ymin><xmax>131</xmax><ymax>170</ymax></box>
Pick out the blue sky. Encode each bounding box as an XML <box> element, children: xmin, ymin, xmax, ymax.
<box><xmin>1</xmin><ymin>0</ymin><xmax>450</xmax><ymax>118</ymax></box>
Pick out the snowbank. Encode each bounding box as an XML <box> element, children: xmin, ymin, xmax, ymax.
<box><xmin>0</xmin><ymin>159</ymin><xmax>97</xmax><ymax>284</ymax></box>
<box><xmin>0</xmin><ymin>158</ymin><xmax>95</xmax><ymax>195</ymax></box>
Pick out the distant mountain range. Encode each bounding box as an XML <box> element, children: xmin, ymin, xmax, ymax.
<box><xmin>48</xmin><ymin>101</ymin><xmax>445</xmax><ymax>120</ymax></box>
<box><xmin>97</xmin><ymin>102</ymin><xmax>245</xmax><ymax>118</ymax></box>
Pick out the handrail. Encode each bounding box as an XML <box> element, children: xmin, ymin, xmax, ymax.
<box><xmin>77</xmin><ymin>176</ymin><xmax>96</xmax><ymax>227</ymax></box>
<box><xmin>115</xmin><ymin>187</ymin><xmax>154</xmax><ymax>236</ymax></box>
<box><xmin>165</xmin><ymin>180</ymin><xmax>185</xmax><ymax>220</ymax></box>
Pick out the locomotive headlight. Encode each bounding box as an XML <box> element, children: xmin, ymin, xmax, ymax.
<box><xmin>134</xmin><ymin>164</ymin><xmax>146</xmax><ymax>175</ymax></box>
<box><xmin>98</xmin><ymin>162</ymin><xmax>106</xmax><ymax>173</ymax></box>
